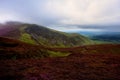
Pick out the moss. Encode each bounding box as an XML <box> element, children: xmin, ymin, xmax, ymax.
<box><xmin>47</xmin><ymin>51</ymin><xmax>70</xmax><ymax>57</ymax></box>
<box><xmin>20</xmin><ymin>33</ymin><xmax>36</xmax><ymax>44</ymax></box>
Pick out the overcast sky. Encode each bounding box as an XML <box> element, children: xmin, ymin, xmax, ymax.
<box><xmin>0</xmin><ymin>0</ymin><xmax>120</xmax><ymax>32</ymax></box>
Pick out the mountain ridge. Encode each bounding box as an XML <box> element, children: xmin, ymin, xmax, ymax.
<box><xmin>0</xmin><ymin>22</ymin><xmax>92</xmax><ymax>47</ymax></box>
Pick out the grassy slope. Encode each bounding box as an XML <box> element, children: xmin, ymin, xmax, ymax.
<box><xmin>25</xmin><ymin>24</ymin><xmax>93</xmax><ymax>47</ymax></box>
<box><xmin>20</xmin><ymin>33</ymin><xmax>36</xmax><ymax>44</ymax></box>
<box><xmin>0</xmin><ymin>23</ymin><xmax>93</xmax><ymax>47</ymax></box>
<box><xmin>19</xmin><ymin>25</ymin><xmax>37</xmax><ymax>44</ymax></box>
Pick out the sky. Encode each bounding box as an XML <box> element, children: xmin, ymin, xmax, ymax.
<box><xmin>0</xmin><ymin>0</ymin><xmax>120</xmax><ymax>32</ymax></box>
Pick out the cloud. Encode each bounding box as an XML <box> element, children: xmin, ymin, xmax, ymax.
<box><xmin>44</xmin><ymin>0</ymin><xmax>120</xmax><ymax>25</ymax></box>
<box><xmin>0</xmin><ymin>0</ymin><xmax>120</xmax><ymax>31</ymax></box>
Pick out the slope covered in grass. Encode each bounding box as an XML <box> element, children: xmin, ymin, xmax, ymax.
<box><xmin>0</xmin><ymin>21</ymin><xmax>93</xmax><ymax>47</ymax></box>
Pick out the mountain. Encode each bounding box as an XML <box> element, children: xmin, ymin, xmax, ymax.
<box><xmin>68</xmin><ymin>31</ymin><xmax>120</xmax><ymax>44</ymax></box>
<box><xmin>1</xmin><ymin>22</ymin><xmax>119</xmax><ymax>80</ymax></box>
<box><xmin>0</xmin><ymin>22</ymin><xmax>92</xmax><ymax>47</ymax></box>
<box><xmin>91</xmin><ymin>32</ymin><xmax>120</xmax><ymax>43</ymax></box>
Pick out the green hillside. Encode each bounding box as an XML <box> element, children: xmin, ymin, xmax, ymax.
<box><xmin>0</xmin><ymin>22</ymin><xmax>93</xmax><ymax>47</ymax></box>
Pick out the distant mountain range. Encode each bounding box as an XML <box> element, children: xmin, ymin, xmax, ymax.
<box><xmin>91</xmin><ymin>32</ymin><xmax>120</xmax><ymax>43</ymax></box>
<box><xmin>0</xmin><ymin>21</ymin><xmax>92</xmax><ymax>47</ymax></box>
<box><xmin>71</xmin><ymin>31</ymin><xmax>120</xmax><ymax>43</ymax></box>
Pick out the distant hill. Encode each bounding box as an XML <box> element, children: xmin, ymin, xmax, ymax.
<box><xmin>91</xmin><ymin>32</ymin><xmax>120</xmax><ymax>43</ymax></box>
<box><xmin>68</xmin><ymin>31</ymin><xmax>120</xmax><ymax>44</ymax></box>
<box><xmin>0</xmin><ymin>21</ymin><xmax>92</xmax><ymax>47</ymax></box>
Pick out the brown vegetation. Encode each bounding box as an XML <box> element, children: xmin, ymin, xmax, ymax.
<box><xmin>0</xmin><ymin>37</ymin><xmax>120</xmax><ymax>80</ymax></box>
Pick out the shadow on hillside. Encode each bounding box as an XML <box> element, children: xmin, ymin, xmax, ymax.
<box><xmin>0</xmin><ymin>42</ymin><xmax>18</xmax><ymax>47</ymax></box>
